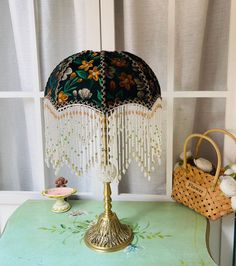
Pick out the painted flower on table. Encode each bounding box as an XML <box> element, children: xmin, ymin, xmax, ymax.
<box><xmin>124</xmin><ymin>244</ymin><xmax>142</xmax><ymax>254</ymax></box>
<box><xmin>58</xmin><ymin>91</ymin><xmax>69</xmax><ymax>104</ymax></box>
<box><xmin>111</xmin><ymin>58</ymin><xmax>127</xmax><ymax>67</ymax></box>
<box><xmin>68</xmin><ymin>209</ymin><xmax>88</xmax><ymax>217</ymax></box>
<box><xmin>62</xmin><ymin>67</ymin><xmax>72</xmax><ymax>80</ymax></box>
<box><xmin>106</xmin><ymin>66</ymin><xmax>116</xmax><ymax>79</ymax></box>
<box><xmin>79</xmin><ymin>60</ymin><xmax>94</xmax><ymax>71</ymax></box>
<box><xmin>119</xmin><ymin>73</ymin><xmax>135</xmax><ymax>90</ymax></box>
<box><xmin>78</xmin><ymin>88</ymin><xmax>92</xmax><ymax>100</ymax></box>
<box><xmin>88</xmin><ymin>66</ymin><xmax>100</xmax><ymax>81</ymax></box>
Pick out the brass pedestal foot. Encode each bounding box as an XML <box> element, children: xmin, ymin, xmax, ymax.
<box><xmin>84</xmin><ymin>182</ymin><xmax>133</xmax><ymax>252</ymax></box>
<box><xmin>84</xmin><ymin>211</ymin><xmax>133</xmax><ymax>252</ymax></box>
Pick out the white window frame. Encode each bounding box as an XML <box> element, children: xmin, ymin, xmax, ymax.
<box><xmin>0</xmin><ymin>0</ymin><xmax>235</xmax><ymax>264</ymax></box>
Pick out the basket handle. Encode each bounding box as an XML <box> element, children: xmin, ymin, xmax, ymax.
<box><xmin>183</xmin><ymin>133</ymin><xmax>221</xmax><ymax>189</ymax></box>
<box><xmin>195</xmin><ymin>128</ymin><xmax>236</xmax><ymax>157</ymax></box>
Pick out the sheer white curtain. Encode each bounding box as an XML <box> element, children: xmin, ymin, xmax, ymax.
<box><xmin>115</xmin><ymin>0</ymin><xmax>230</xmax><ymax>194</ymax></box>
<box><xmin>0</xmin><ymin>0</ymin><xmax>37</xmax><ymax>190</ymax></box>
<box><xmin>174</xmin><ymin>0</ymin><xmax>230</xmax><ymax>162</ymax></box>
<box><xmin>0</xmin><ymin>0</ymin><xmax>230</xmax><ymax>194</ymax></box>
<box><xmin>0</xmin><ymin>0</ymin><xmax>95</xmax><ymax>191</ymax></box>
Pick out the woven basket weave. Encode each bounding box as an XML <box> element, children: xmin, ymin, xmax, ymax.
<box><xmin>172</xmin><ymin>133</ymin><xmax>233</xmax><ymax>221</ymax></box>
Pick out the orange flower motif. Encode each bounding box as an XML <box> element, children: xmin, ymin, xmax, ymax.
<box><xmin>112</xmin><ymin>58</ymin><xmax>127</xmax><ymax>67</ymax></box>
<box><xmin>119</xmin><ymin>73</ymin><xmax>135</xmax><ymax>90</ymax></box>
<box><xmin>58</xmin><ymin>91</ymin><xmax>69</xmax><ymax>104</ymax></box>
<box><xmin>79</xmin><ymin>60</ymin><xmax>94</xmax><ymax>71</ymax></box>
<box><xmin>88</xmin><ymin>66</ymin><xmax>100</xmax><ymax>81</ymax></box>
<box><xmin>70</xmin><ymin>72</ymin><xmax>77</xmax><ymax>78</ymax></box>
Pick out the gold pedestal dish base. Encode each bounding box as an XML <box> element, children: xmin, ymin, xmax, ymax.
<box><xmin>84</xmin><ymin>211</ymin><xmax>133</xmax><ymax>252</ymax></box>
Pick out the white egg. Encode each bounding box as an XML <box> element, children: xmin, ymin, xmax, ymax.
<box><xmin>231</xmin><ymin>196</ymin><xmax>236</xmax><ymax>210</ymax></box>
<box><xmin>194</xmin><ymin>158</ymin><xmax>213</xmax><ymax>173</ymax></box>
<box><xmin>174</xmin><ymin>162</ymin><xmax>181</xmax><ymax>170</ymax></box>
<box><xmin>179</xmin><ymin>150</ymin><xmax>192</xmax><ymax>161</ymax></box>
<box><xmin>219</xmin><ymin>175</ymin><xmax>225</xmax><ymax>181</ymax></box>
<box><xmin>220</xmin><ymin>176</ymin><xmax>236</xmax><ymax>197</ymax></box>
<box><xmin>230</xmin><ymin>164</ymin><xmax>236</xmax><ymax>173</ymax></box>
<box><xmin>224</xmin><ymin>168</ymin><xmax>234</xmax><ymax>175</ymax></box>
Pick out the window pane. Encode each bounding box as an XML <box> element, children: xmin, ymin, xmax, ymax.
<box><xmin>0</xmin><ymin>0</ymin><xmax>52</xmax><ymax>91</ymax></box>
<box><xmin>175</xmin><ymin>0</ymin><xmax>230</xmax><ymax>91</ymax></box>
<box><xmin>0</xmin><ymin>1</ymin><xmax>21</xmax><ymax>91</ymax></box>
<box><xmin>36</xmin><ymin>0</ymin><xmax>100</xmax><ymax>90</ymax></box>
<box><xmin>114</xmin><ymin>0</ymin><xmax>168</xmax><ymax>91</ymax></box>
<box><xmin>173</xmin><ymin>98</ymin><xmax>226</xmax><ymax>166</ymax></box>
<box><xmin>0</xmin><ymin>99</ymin><xmax>38</xmax><ymax>191</ymax></box>
<box><xmin>118</xmin><ymin>100</ymin><xmax>167</xmax><ymax>195</ymax></box>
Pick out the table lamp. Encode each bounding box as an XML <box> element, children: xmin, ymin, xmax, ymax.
<box><xmin>44</xmin><ymin>50</ymin><xmax>162</xmax><ymax>252</ymax></box>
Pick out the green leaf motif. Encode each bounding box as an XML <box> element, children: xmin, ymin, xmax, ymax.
<box><xmin>76</xmin><ymin>70</ymin><xmax>88</xmax><ymax>79</ymax></box>
<box><xmin>131</xmin><ymin>222</ymin><xmax>172</xmax><ymax>245</ymax></box>
<box><xmin>93</xmin><ymin>56</ymin><xmax>100</xmax><ymax>61</ymax></box>
<box><xmin>97</xmin><ymin>91</ymin><xmax>102</xmax><ymax>102</ymax></box>
<box><xmin>92</xmin><ymin>99</ymin><xmax>102</xmax><ymax>107</ymax></box>
<box><xmin>64</xmin><ymin>86</ymin><xmax>77</xmax><ymax>93</ymax></box>
<box><xmin>179</xmin><ymin>258</ymin><xmax>208</xmax><ymax>266</ymax></box>
<box><xmin>179</xmin><ymin>259</ymin><xmax>188</xmax><ymax>266</ymax></box>
<box><xmin>64</xmin><ymin>78</ymin><xmax>79</xmax><ymax>92</ymax></box>
<box><xmin>74</xmin><ymin>59</ymin><xmax>82</xmax><ymax>65</ymax></box>
<box><xmin>39</xmin><ymin>218</ymin><xmax>94</xmax><ymax>244</ymax></box>
<box><xmin>98</xmin><ymin>78</ymin><xmax>103</xmax><ymax>87</ymax></box>
<box><xmin>87</xmin><ymin>79</ymin><xmax>94</xmax><ymax>89</ymax></box>
<box><xmin>39</xmin><ymin>217</ymin><xmax>172</xmax><ymax>249</ymax></box>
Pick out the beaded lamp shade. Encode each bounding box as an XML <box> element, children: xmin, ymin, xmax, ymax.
<box><xmin>44</xmin><ymin>50</ymin><xmax>162</xmax><ymax>182</ymax></box>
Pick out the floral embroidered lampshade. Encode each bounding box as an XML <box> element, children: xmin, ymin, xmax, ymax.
<box><xmin>44</xmin><ymin>50</ymin><xmax>162</xmax><ymax>181</ymax></box>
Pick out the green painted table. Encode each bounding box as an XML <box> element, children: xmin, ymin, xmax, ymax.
<box><xmin>0</xmin><ymin>200</ymin><xmax>216</xmax><ymax>266</ymax></box>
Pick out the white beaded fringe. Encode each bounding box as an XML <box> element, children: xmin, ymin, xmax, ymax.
<box><xmin>44</xmin><ymin>98</ymin><xmax>162</xmax><ymax>181</ymax></box>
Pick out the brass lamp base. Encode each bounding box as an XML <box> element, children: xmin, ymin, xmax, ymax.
<box><xmin>84</xmin><ymin>182</ymin><xmax>133</xmax><ymax>252</ymax></box>
<box><xmin>84</xmin><ymin>212</ymin><xmax>133</xmax><ymax>252</ymax></box>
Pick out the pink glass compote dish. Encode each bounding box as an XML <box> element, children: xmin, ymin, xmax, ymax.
<box><xmin>42</xmin><ymin>187</ymin><xmax>77</xmax><ymax>213</ymax></box>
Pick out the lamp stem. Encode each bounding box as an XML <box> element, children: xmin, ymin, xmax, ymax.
<box><xmin>103</xmin><ymin>114</ymin><xmax>112</xmax><ymax>216</ymax></box>
<box><xmin>104</xmin><ymin>182</ymin><xmax>112</xmax><ymax>217</ymax></box>
<box><xmin>103</xmin><ymin>114</ymin><xmax>109</xmax><ymax>166</ymax></box>
<box><xmin>84</xmin><ymin>112</ymin><xmax>133</xmax><ymax>252</ymax></box>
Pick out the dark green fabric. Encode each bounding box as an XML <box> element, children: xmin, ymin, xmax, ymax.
<box><xmin>45</xmin><ymin>50</ymin><xmax>161</xmax><ymax>112</ymax></box>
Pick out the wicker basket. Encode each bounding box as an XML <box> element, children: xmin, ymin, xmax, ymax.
<box><xmin>172</xmin><ymin>133</ymin><xmax>233</xmax><ymax>221</ymax></box>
